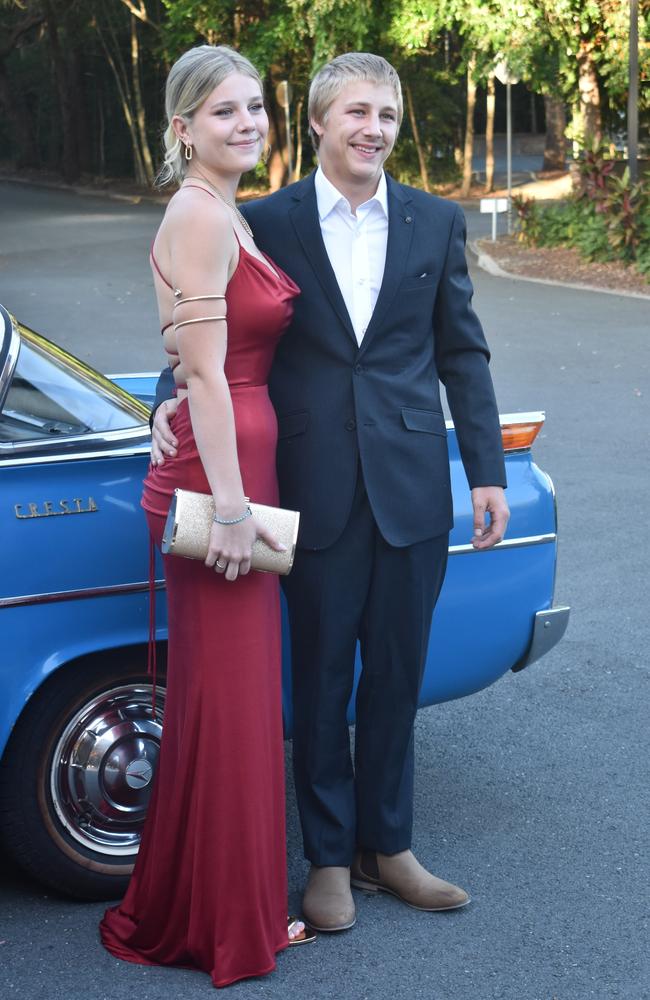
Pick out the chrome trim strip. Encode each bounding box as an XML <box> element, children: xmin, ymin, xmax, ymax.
<box><xmin>107</xmin><ymin>372</ymin><xmax>160</xmax><ymax>380</ymax></box>
<box><xmin>544</xmin><ymin>470</ymin><xmax>560</xmax><ymax>598</ymax></box>
<box><xmin>498</xmin><ymin>410</ymin><xmax>546</xmax><ymax>425</ymax></box>
<box><xmin>2</xmin><ymin>533</ymin><xmax>557</xmax><ymax>606</ymax></box>
<box><xmin>0</xmin><ymin>579</ymin><xmax>166</xmax><ymax>609</ymax></box>
<box><xmin>448</xmin><ymin>532</ymin><xmax>556</xmax><ymax>556</ymax></box>
<box><xmin>0</xmin><ymin>309</ymin><xmax>21</xmax><ymax>411</ymax></box>
<box><xmin>0</xmin><ymin>442</ymin><xmax>152</xmax><ymax>467</ymax></box>
<box><xmin>0</xmin><ymin>423</ymin><xmax>151</xmax><ymax>457</ymax></box>
<box><xmin>445</xmin><ymin>410</ymin><xmax>545</xmax><ymax>431</ymax></box>
<box><xmin>14</xmin><ymin>321</ymin><xmax>151</xmax><ymax>418</ymax></box>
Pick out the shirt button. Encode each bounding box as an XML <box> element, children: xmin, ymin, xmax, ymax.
<box><xmin>345</xmin><ymin>419</ymin><xmax>356</xmax><ymax>431</ymax></box>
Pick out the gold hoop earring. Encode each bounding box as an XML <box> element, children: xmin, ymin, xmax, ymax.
<box><xmin>262</xmin><ymin>142</ymin><xmax>272</xmax><ymax>165</ymax></box>
<box><xmin>184</xmin><ymin>143</ymin><xmax>193</xmax><ymax>162</ymax></box>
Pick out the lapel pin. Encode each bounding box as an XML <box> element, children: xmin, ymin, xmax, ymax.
<box><xmin>404</xmin><ymin>216</ymin><xmax>413</xmax><ymax>224</ymax></box>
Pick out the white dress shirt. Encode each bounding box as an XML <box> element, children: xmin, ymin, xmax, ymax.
<box><xmin>314</xmin><ymin>166</ymin><xmax>388</xmax><ymax>346</ymax></box>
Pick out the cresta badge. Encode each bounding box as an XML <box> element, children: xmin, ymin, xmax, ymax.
<box><xmin>14</xmin><ymin>497</ymin><xmax>98</xmax><ymax>519</ymax></box>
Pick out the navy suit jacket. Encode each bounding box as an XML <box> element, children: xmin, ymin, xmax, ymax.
<box><xmin>154</xmin><ymin>171</ymin><xmax>506</xmax><ymax>550</ymax></box>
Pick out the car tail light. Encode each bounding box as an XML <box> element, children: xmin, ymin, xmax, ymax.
<box><xmin>500</xmin><ymin>412</ymin><xmax>545</xmax><ymax>452</ymax></box>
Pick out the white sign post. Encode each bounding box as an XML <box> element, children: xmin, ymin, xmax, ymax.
<box><xmin>494</xmin><ymin>59</ymin><xmax>521</xmax><ymax>235</ymax></box>
<box><xmin>480</xmin><ymin>197</ymin><xmax>509</xmax><ymax>240</ymax></box>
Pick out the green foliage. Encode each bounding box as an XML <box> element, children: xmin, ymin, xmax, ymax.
<box><xmin>388</xmin><ymin>0</ymin><xmax>650</xmax><ymax>145</ymax></box>
<box><xmin>286</xmin><ymin>0</ymin><xmax>372</xmax><ymax>70</ymax></box>
<box><xmin>578</xmin><ymin>140</ymin><xmax>617</xmax><ymax>204</ymax></box>
<box><xmin>1</xmin><ymin>0</ymin><xmax>649</xmax><ymax>185</ymax></box>
<box><xmin>512</xmin><ymin>195</ymin><xmax>543</xmax><ymax>242</ymax></box>
<box><xmin>575</xmin><ymin>144</ymin><xmax>650</xmax><ymax>262</ymax></box>
<box><xmin>570</xmin><ymin>199</ymin><xmax>613</xmax><ymax>261</ymax></box>
<box><xmin>513</xmin><ymin>196</ymin><xmax>612</xmax><ymax>258</ymax></box>
<box><xmin>601</xmin><ymin>168</ymin><xmax>649</xmax><ymax>262</ymax></box>
<box><xmin>634</xmin><ymin>191</ymin><xmax>650</xmax><ymax>275</ymax></box>
<box><xmin>387</xmin><ymin>51</ymin><xmax>464</xmax><ymax>186</ymax></box>
<box><xmin>515</xmin><ymin>153</ymin><xmax>650</xmax><ymax>281</ymax></box>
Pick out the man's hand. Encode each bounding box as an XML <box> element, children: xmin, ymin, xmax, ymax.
<box><xmin>471</xmin><ymin>486</ymin><xmax>509</xmax><ymax>550</ymax></box>
<box><xmin>151</xmin><ymin>398</ymin><xmax>180</xmax><ymax>466</ymax></box>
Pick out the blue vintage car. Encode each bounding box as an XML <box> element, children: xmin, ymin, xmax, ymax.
<box><xmin>0</xmin><ymin>303</ymin><xmax>569</xmax><ymax>900</ymax></box>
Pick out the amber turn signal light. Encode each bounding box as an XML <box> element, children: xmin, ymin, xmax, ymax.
<box><xmin>500</xmin><ymin>415</ymin><xmax>544</xmax><ymax>452</ymax></box>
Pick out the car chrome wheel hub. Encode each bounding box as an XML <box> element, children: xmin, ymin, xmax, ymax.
<box><xmin>124</xmin><ymin>758</ymin><xmax>154</xmax><ymax>789</ymax></box>
<box><xmin>49</xmin><ymin>683</ymin><xmax>164</xmax><ymax>857</ymax></box>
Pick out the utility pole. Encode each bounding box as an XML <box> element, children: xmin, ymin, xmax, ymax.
<box><xmin>628</xmin><ymin>0</ymin><xmax>639</xmax><ymax>182</ymax></box>
<box><xmin>494</xmin><ymin>59</ymin><xmax>520</xmax><ymax>235</ymax></box>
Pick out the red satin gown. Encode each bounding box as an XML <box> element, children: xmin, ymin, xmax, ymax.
<box><xmin>100</xmin><ymin>211</ymin><xmax>299</xmax><ymax>989</ymax></box>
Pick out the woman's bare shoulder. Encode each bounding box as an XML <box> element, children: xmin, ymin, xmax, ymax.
<box><xmin>165</xmin><ymin>184</ymin><xmax>228</xmax><ymax>224</ymax></box>
<box><xmin>162</xmin><ymin>186</ymin><xmax>234</xmax><ymax>254</ymax></box>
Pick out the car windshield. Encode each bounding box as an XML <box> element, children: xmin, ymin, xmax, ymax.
<box><xmin>0</xmin><ymin>323</ymin><xmax>149</xmax><ymax>444</ymax></box>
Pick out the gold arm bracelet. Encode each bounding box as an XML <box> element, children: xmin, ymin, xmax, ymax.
<box><xmin>173</xmin><ymin>316</ymin><xmax>227</xmax><ymax>332</ymax></box>
<box><xmin>173</xmin><ymin>294</ymin><xmax>226</xmax><ymax>309</ymax></box>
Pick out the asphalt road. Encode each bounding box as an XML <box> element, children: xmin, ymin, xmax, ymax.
<box><xmin>0</xmin><ymin>182</ymin><xmax>648</xmax><ymax>1000</ymax></box>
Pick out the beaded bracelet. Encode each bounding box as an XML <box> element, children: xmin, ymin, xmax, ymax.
<box><xmin>212</xmin><ymin>505</ymin><xmax>252</xmax><ymax>526</ymax></box>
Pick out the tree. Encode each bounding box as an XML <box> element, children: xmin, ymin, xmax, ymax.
<box><xmin>542</xmin><ymin>95</ymin><xmax>567</xmax><ymax>170</ymax></box>
<box><xmin>1</xmin><ymin>0</ymin><xmax>91</xmax><ymax>181</ymax></box>
<box><xmin>160</xmin><ymin>0</ymin><xmax>374</xmax><ymax>188</ymax></box>
<box><xmin>1</xmin><ymin>0</ymin><xmax>647</xmax><ymax>187</ymax></box>
<box><xmin>523</xmin><ymin>1</ymin><xmax>650</xmax><ymax>155</ymax></box>
<box><xmin>0</xmin><ymin>3</ymin><xmax>44</xmax><ymax>168</ymax></box>
<box><xmin>485</xmin><ymin>71</ymin><xmax>495</xmax><ymax>191</ymax></box>
<box><xmin>92</xmin><ymin>1</ymin><xmax>159</xmax><ymax>186</ymax></box>
<box><xmin>390</xmin><ymin>1</ymin><xmax>529</xmax><ymax>195</ymax></box>
<box><xmin>461</xmin><ymin>52</ymin><xmax>477</xmax><ymax>196</ymax></box>
<box><xmin>405</xmin><ymin>81</ymin><xmax>430</xmax><ymax>191</ymax></box>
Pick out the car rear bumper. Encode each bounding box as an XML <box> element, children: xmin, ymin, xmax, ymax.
<box><xmin>511</xmin><ymin>606</ymin><xmax>571</xmax><ymax>673</ymax></box>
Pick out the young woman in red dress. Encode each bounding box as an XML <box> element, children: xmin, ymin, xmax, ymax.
<box><xmin>100</xmin><ymin>45</ymin><xmax>314</xmax><ymax>988</ymax></box>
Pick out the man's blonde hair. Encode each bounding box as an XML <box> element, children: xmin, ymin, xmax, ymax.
<box><xmin>308</xmin><ymin>53</ymin><xmax>403</xmax><ymax>150</ymax></box>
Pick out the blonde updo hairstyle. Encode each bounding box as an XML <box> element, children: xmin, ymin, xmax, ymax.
<box><xmin>158</xmin><ymin>44</ymin><xmax>263</xmax><ymax>187</ymax></box>
<box><xmin>308</xmin><ymin>52</ymin><xmax>403</xmax><ymax>152</ymax></box>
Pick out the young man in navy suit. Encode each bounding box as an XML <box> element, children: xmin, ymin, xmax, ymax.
<box><xmin>152</xmin><ymin>52</ymin><xmax>509</xmax><ymax>931</ymax></box>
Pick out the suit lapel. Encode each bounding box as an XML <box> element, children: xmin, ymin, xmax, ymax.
<box><xmin>288</xmin><ymin>174</ymin><xmax>356</xmax><ymax>344</ymax></box>
<box><xmin>359</xmin><ymin>176</ymin><xmax>414</xmax><ymax>355</ymax></box>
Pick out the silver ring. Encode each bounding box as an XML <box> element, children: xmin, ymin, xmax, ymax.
<box><xmin>215</xmin><ymin>560</ymin><xmax>225</xmax><ymax>570</ymax></box>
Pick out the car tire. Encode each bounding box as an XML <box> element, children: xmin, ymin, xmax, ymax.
<box><xmin>0</xmin><ymin>654</ymin><xmax>165</xmax><ymax>901</ymax></box>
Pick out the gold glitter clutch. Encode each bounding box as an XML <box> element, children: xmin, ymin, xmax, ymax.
<box><xmin>161</xmin><ymin>488</ymin><xmax>299</xmax><ymax>575</ymax></box>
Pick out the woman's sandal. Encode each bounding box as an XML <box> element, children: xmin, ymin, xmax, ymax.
<box><xmin>288</xmin><ymin>915</ymin><xmax>317</xmax><ymax>946</ymax></box>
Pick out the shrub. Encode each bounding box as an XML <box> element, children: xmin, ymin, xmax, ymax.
<box><xmin>635</xmin><ymin>207</ymin><xmax>650</xmax><ymax>276</ymax></box>
<box><xmin>603</xmin><ymin>168</ymin><xmax>648</xmax><ymax>263</ymax></box>
<box><xmin>569</xmin><ymin>201</ymin><xmax>614</xmax><ymax>261</ymax></box>
<box><xmin>578</xmin><ymin>143</ymin><xmax>617</xmax><ymax>207</ymax></box>
<box><xmin>512</xmin><ymin>195</ymin><xmax>542</xmax><ymax>242</ymax></box>
<box><xmin>514</xmin><ymin>148</ymin><xmax>650</xmax><ymax>282</ymax></box>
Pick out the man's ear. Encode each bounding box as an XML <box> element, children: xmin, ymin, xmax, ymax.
<box><xmin>309</xmin><ymin>117</ymin><xmax>324</xmax><ymax>138</ymax></box>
